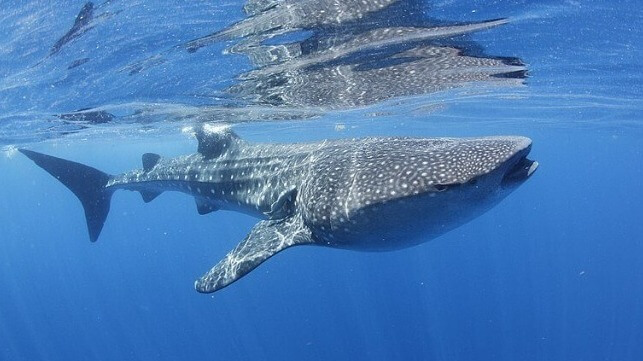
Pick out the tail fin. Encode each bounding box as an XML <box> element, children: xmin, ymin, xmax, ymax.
<box><xmin>19</xmin><ymin>149</ymin><xmax>112</xmax><ymax>242</ymax></box>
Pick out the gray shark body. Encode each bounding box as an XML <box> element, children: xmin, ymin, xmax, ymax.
<box><xmin>20</xmin><ymin>126</ymin><xmax>537</xmax><ymax>293</ymax></box>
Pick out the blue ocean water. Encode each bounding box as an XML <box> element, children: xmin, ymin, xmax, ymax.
<box><xmin>1</xmin><ymin>1</ymin><xmax>642</xmax><ymax>360</ymax></box>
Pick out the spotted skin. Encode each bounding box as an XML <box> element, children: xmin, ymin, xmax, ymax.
<box><xmin>20</xmin><ymin>128</ymin><xmax>537</xmax><ymax>294</ymax></box>
<box><xmin>185</xmin><ymin>0</ymin><xmax>400</xmax><ymax>51</ymax></box>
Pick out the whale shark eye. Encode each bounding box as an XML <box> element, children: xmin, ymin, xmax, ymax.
<box><xmin>434</xmin><ymin>184</ymin><xmax>449</xmax><ymax>192</ymax></box>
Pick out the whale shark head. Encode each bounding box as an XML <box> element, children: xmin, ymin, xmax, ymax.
<box><xmin>497</xmin><ymin>140</ymin><xmax>539</xmax><ymax>189</ymax></box>
<box><xmin>465</xmin><ymin>136</ymin><xmax>538</xmax><ymax>191</ymax></box>
<box><xmin>302</xmin><ymin>136</ymin><xmax>538</xmax><ymax>250</ymax></box>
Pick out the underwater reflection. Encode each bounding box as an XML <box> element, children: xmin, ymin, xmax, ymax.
<box><xmin>28</xmin><ymin>0</ymin><xmax>527</xmax><ymax>143</ymax></box>
<box><xmin>186</xmin><ymin>0</ymin><xmax>526</xmax><ymax>110</ymax></box>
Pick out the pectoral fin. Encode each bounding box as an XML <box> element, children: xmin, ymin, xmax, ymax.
<box><xmin>195</xmin><ymin>215</ymin><xmax>312</xmax><ymax>293</ymax></box>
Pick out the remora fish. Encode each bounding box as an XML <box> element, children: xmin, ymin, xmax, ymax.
<box><xmin>20</xmin><ymin>126</ymin><xmax>538</xmax><ymax>293</ymax></box>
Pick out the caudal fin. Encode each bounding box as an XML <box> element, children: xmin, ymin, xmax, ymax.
<box><xmin>19</xmin><ymin>149</ymin><xmax>112</xmax><ymax>242</ymax></box>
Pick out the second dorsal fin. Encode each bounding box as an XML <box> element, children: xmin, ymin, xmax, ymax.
<box><xmin>142</xmin><ymin>153</ymin><xmax>161</xmax><ymax>172</ymax></box>
<box><xmin>194</xmin><ymin>124</ymin><xmax>241</xmax><ymax>160</ymax></box>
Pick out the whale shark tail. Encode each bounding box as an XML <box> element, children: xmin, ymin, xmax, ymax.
<box><xmin>19</xmin><ymin>149</ymin><xmax>112</xmax><ymax>242</ymax></box>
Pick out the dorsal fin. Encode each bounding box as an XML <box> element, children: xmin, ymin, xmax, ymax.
<box><xmin>194</xmin><ymin>124</ymin><xmax>241</xmax><ymax>160</ymax></box>
<box><xmin>142</xmin><ymin>153</ymin><xmax>161</xmax><ymax>172</ymax></box>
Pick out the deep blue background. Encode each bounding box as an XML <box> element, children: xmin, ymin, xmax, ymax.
<box><xmin>1</xmin><ymin>1</ymin><xmax>642</xmax><ymax>360</ymax></box>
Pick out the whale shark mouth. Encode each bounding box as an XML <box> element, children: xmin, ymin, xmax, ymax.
<box><xmin>501</xmin><ymin>155</ymin><xmax>539</xmax><ymax>187</ymax></box>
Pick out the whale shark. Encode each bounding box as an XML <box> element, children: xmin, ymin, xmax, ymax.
<box><xmin>20</xmin><ymin>126</ymin><xmax>538</xmax><ymax>293</ymax></box>
<box><xmin>184</xmin><ymin>0</ymin><xmax>401</xmax><ymax>52</ymax></box>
